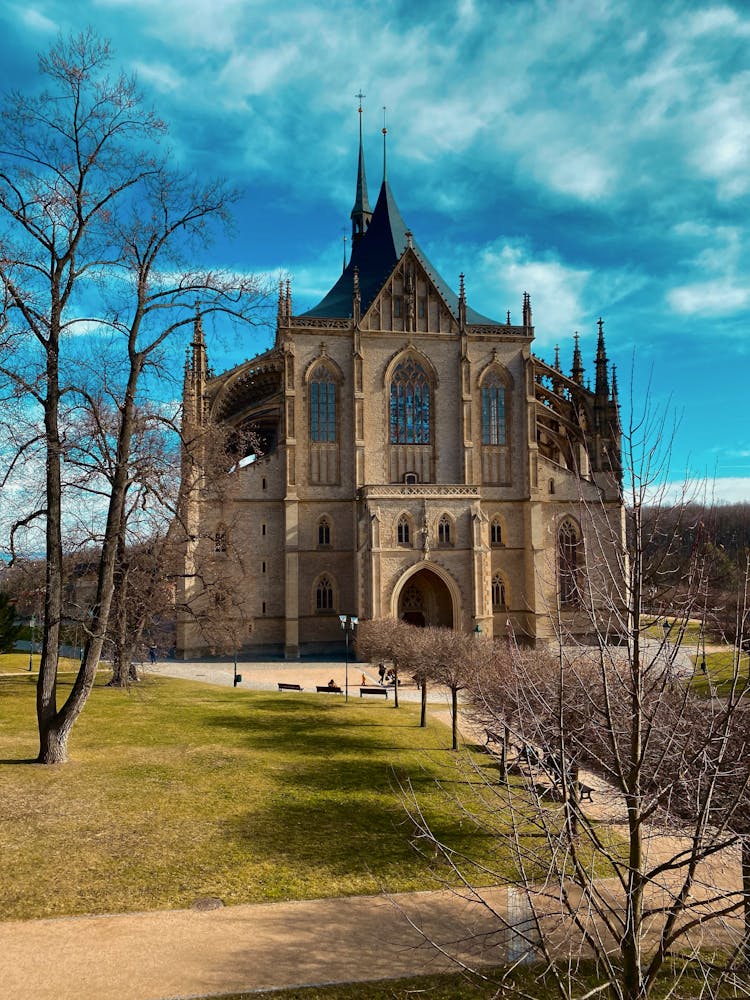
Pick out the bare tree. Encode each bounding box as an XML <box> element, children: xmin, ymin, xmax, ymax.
<box><xmin>0</xmin><ymin>32</ymin><xmax>269</xmax><ymax>761</ymax></box>
<box><xmin>392</xmin><ymin>405</ymin><xmax>750</xmax><ymax>998</ymax></box>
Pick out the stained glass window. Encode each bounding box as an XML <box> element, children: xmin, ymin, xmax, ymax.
<box><xmin>559</xmin><ymin>520</ymin><xmax>581</xmax><ymax>608</ymax></box>
<box><xmin>481</xmin><ymin>372</ymin><xmax>506</xmax><ymax>445</ymax></box>
<box><xmin>310</xmin><ymin>366</ymin><xmax>336</xmax><ymax>442</ymax></box>
<box><xmin>390</xmin><ymin>358</ymin><xmax>431</xmax><ymax>444</ymax></box>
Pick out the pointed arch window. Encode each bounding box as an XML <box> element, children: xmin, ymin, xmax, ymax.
<box><xmin>390</xmin><ymin>357</ymin><xmax>431</xmax><ymax>444</ymax></box>
<box><xmin>315</xmin><ymin>575</ymin><xmax>334</xmax><ymax>612</ymax></box>
<box><xmin>317</xmin><ymin>517</ymin><xmax>331</xmax><ymax>547</ymax></box>
<box><xmin>491</xmin><ymin>573</ymin><xmax>507</xmax><ymax>611</ymax></box>
<box><xmin>481</xmin><ymin>371</ymin><xmax>506</xmax><ymax>445</ymax></box>
<box><xmin>310</xmin><ymin>365</ymin><xmax>337</xmax><ymax>442</ymax></box>
<box><xmin>490</xmin><ymin>517</ymin><xmax>503</xmax><ymax>546</ymax></box>
<box><xmin>437</xmin><ymin>514</ymin><xmax>452</xmax><ymax>546</ymax></box>
<box><xmin>397</xmin><ymin>515</ymin><xmax>411</xmax><ymax>547</ymax></box>
<box><xmin>559</xmin><ymin>519</ymin><xmax>582</xmax><ymax>609</ymax></box>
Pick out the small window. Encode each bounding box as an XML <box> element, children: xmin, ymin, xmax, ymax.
<box><xmin>397</xmin><ymin>516</ymin><xmax>411</xmax><ymax>546</ymax></box>
<box><xmin>262</xmin><ymin>561</ymin><xmax>266</xmax><ymax>574</ymax></box>
<box><xmin>490</xmin><ymin>518</ymin><xmax>503</xmax><ymax>546</ymax></box>
<box><xmin>316</xmin><ymin>576</ymin><xmax>334</xmax><ymax>612</ymax></box>
<box><xmin>261</xmin><ymin>523</ymin><xmax>267</xmax><ymax>536</ymax></box>
<box><xmin>262</xmin><ymin>601</ymin><xmax>266</xmax><ymax>614</ymax></box>
<box><xmin>262</xmin><ymin>477</ymin><xmax>267</xmax><ymax>490</ymax></box>
<box><xmin>404</xmin><ymin>472</ymin><xmax>418</xmax><ymax>485</ymax></box>
<box><xmin>492</xmin><ymin>573</ymin><xmax>507</xmax><ymax>611</ymax></box>
<box><xmin>214</xmin><ymin>524</ymin><xmax>227</xmax><ymax>553</ymax></box>
<box><xmin>438</xmin><ymin>515</ymin><xmax>451</xmax><ymax>546</ymax></box>
<box><xmin>318</xmin><ymin>517</ymin><xmax>331</xmax><ymax>547</ymax></box>
<box><xmin>549</xmin><ymin>479</ymin><xmax>556</xmax><ymax>495</ymax></box>
<box><xmin>394</xmin><ymin>297</ymin><xmax>402</xmax><ymax>318</ymax></box>
<box><xmin>418</xmin><ymin>298</ymin><xmax>426</xmax><ymax>319</ymax></box>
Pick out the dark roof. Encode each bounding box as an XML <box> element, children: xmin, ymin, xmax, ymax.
<box><xmin>302</xmin><ymin>179</ymin><xmax>501</xmax><ymax>326</ymax></box>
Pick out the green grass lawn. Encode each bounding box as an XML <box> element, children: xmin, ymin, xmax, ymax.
<box><xmin>0</xmin><ymin>670</ymin><xmax>535</xmax><ymax>920</ymax></box>
<box><xmin>0</xmin><ymin>651</ymin><xmax>82</xmax><ymax>674</ymax></box>
<box><xmin>690</xmin><ymin>650</ymin><xmax>750</xmax><ymax>697</ymax></box>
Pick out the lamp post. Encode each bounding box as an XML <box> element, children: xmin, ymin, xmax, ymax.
<box><xmin>339</xmin><ymin>614</ymin><xmax>359</xmax><ymax>703</ymax></box>
<box><xmin>28</xmin><ymin>615</ymin><xmax>36</xmax><ymax>672</ymax></box>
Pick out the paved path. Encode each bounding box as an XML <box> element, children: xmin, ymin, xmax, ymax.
<box><xmin>0</xmin><ymin>887</ymin><xmax>512</xmax><ymax>1000</ymax></box>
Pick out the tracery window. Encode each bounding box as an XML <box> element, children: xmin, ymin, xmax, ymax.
<box><xmin>309</xmin><ymin>365</ymin><xmax>336</xmax><ymax>442</ymax></box>
<box><xmin>481</xmin><ymin>371</ymin><xmax>506</xmax><ymax>445</ymax></box>
<box><xmin>491</xmin><ymin>573</ymin><xmax>507</xmax><ymax>611</ymax></box>
<box><xmin>317</xmin><ymin>517</ymin><xmax>331</xmax><ymax>547</ymax></box>
<box><xmin>490</xmin><ymin>517</ymin><xmax>503</xmax><ymax>546</ymax></box>
<box><xmin>437</xmin><ymin>514</ymin><xmax>452</xmax><ymax>546</ymax></box>
<box><xmin>558</xmin><ymin>519</ymin><xmax>582</xmax><ymax>609</ymax></box>
<box><xmin>390</xmin><ymin>358</ymin><xmax>431</xmax><ymax>444</ymax></box>
<box><xmin>397</xmin><ymin>515</ymin><xmax>411</xmax><ymax>546</ymax></box>
<box><xmin>315</xmin><ymin>575</ymin><xmax>334</xmax><ymax>612</ymax></box>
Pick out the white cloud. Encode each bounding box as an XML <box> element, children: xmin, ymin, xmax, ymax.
<box><xmin>12</xmin><ymin>4</ymin><xmax>56</xmax><ymax>32</ymax></box>
<box><xmin>668</xmin><ymin>280</ymin><xmax>750</xmax><ymax>317</ymax></box>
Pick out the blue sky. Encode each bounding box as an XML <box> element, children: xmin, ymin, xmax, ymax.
<box><xmin>1</xmin><ymin>0</ymin><xmax>748</xmax><ymax>502</ymax></box>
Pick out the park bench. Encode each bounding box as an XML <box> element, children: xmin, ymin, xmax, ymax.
<box><xmin>278</xmin><ymin>682</ymin><xmax>302</xmax><ymax>691</ymax></box>
<box><xmin>484</xmin><ymin>728</ymin><xmax>505</xmax><ymax>746</ymax></box>
<box><xmin>316</xmin><ymin>685</ymin><xmax>343</xmax><ymax>693</ymax></box>
<box><xmin>579</xmin><ymin>784</ymin><xmax>594</xmax><ymax>802</ymax></box>
<box><xmin>360</xmin><ymin>686</ymin><xmax>388</xmax><ymax>698</ymax></box>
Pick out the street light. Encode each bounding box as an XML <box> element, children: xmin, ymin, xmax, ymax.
<box><xmin>28</xmin><ymin>615</ymin><xmax>36</xmax><ymax>672</ymax></box>
<box><xmin>339</xmin><ymin>614</ymin><xmax>359</xmax><ymax>702</ymax></box>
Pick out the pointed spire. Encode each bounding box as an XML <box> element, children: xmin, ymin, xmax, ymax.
<box><xmin>277</xmin><ymin>278</ymin><xmax>285</xmax><ymax>321</ymax></box>
<box><xmin>285</xmin><ymin>278</ymin><xmax>292</xmax><ymax>318</ymax></box>
<box><xmin>554</xmin><ymin>345</ymin><xmax>561</xmax><ymax>371</ymax></box>
<box><xmin>458</xmin><ymin>273</ymin><xmax>466</xmax><ymax>329</ymax></box>
<box><xmin>190</xmin><ymin>305</ymin><xmax>207</xmax><ymax>383</ymax></box>
<box><xmin>522</xmin><ymin>291</ymin><xmax>533</xmax><ymax>327</ymax></box>
<box><xmin>611</xmin><ymin>362</ymin><xmax>619</xmax><ymax>403</ymax></box>
<box><xmin>571</xmin><ymin>331</ymin><xmax>584</xmax><ymax>385</ymax></box>
<box><xmin>350</xmin><ymin>92</ymin><xmax>372</xmax><ymax>244</ymax></box>
<box><xmin>381</xmin><ymin>105</ymin><xmax>388</xmax><ymax>182</ymax></box>
<box><xmin>342</xmin><ymin>233</ymin><xmax>348</xmax><ymax>274</ymax></box>
<box><xmin>595</xmin><ymin>316</ymin><xmax>610</xmax><ymax>399</ymax></box>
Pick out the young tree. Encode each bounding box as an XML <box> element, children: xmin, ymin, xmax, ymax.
<box><xmin>0</xmin><ymin>32</ymin><xmax>269</xmax><ymax>761</ymax></box>
<box><xmin>396</xmin><ymin>405</ymin><xmax>750</xmax><ymax>998</ymax></box>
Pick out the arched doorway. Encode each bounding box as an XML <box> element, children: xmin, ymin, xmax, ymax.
<box><xmin>396</xmin><ymin>567</ymin><xmax>454</xmax><ymax>628</ymax></box>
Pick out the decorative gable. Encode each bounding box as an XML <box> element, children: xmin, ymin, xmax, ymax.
<box><xmin>360</xmin><ymin>250</ymin><xmax>458</xmax><ymax>335</ymax></box>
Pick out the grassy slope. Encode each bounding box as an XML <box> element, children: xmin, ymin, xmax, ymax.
<box><xmin>0</xmin><ymin>671</ymin><xmax>528</xmax><ymax>920</ymax></box>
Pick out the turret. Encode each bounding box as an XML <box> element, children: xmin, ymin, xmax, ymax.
<box><xmin>522</xmin><ymin>291</ymin><xmax>533</xmax><ymax>328</ymax></box>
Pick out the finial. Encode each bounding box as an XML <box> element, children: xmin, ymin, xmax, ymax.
<box><xmin>571</xmin><ymin>331</ymin><xmax>584</xmax><ymax>385</ymax></box>
<box><xmin>459</xmin><ymin>273</ymin><xmax>465</xmax><ymax>302</ymax></box>
<box><xmin>353</xmin><ymin>265</ymin><xmax>360</xmax><ymax>296</ymax></box>
<box><xmin>277</xmin><ymin>278</ymin><xmax>284</xmax><ymax>318</ymax></box>
<box><xmin>405</xmin><ymin>230</ymin><xmax>413</xmax><ymax>250</ymax></box>
<box><xmin>506</xmin><ymin>310</ymin><xmax>511</xmax><ymax>325</ymax></box>
<box><xmin>342</xmin><ymin>232</ymin><xmax>348</xmax><ymax>274</ymax></box>
<box><xmin>356</xmin><ymin>89</ymin><xmax>365</xmax><ymax>113</ymax></box>
<box><xmin>382</xmin><ymin>105</ymin><xmax>388</xmax><ymax>181</ymax></box>
<box><xmin>285</xmin><ymin>278</ymin><xmax>292</xmax><ymax>317</ymax></box>
<box><xmin>554</xmin><ymin>345</ymin><xmax>560</xmax><ymax>371</ymax></box>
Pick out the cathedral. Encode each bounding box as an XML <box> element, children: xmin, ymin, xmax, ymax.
<box><xmin>176</xmin><ymin>112</ymin><xmax>624</xmax><ymax>659</ymax></box>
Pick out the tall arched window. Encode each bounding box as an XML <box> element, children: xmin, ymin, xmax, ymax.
<box><xmin>491</xmin><ymin>573</ymin><xmax>507</xmax><ymax>611</ymax></box>
<box><xmin>310</xmin><ymin>365</ymin><xmax>337</xmax><ymax>442</ymax></box>
<box><xmin>315</xmin><ymin>575</ymin><xmax>334</xmax><ymax>612</ymax></box>
<box><xmin>390</xmin><ymin>357</ymin><xmax>431</xmax><ymax>444</ymax></box>
<box><xmin>317</xmin><ymin>517</ymin><xmax>331</xmax><ymax>547</ymax></box>
<box><xmin>481</xmin><ymin>370</ymin><xmax>506</xmax><ymax>445</ymax></box>
<box><xmin>397</xmin><ymin>515</ymin><xmax>411</xmax><ymax>546</ymax></box>
<box><xmin>490</xmin><ymin>517</ymin><xmax>503</xmax><ymax>546</ymax></box>
<box><xmin>438</xmin><ymin>514</ymin><xmax>452</xmax><ymax>546</ymax></box>
<box><xmin>559</xmin><ymin>519</ymin><xmax>582</xmax><ymax>608</ymax></box>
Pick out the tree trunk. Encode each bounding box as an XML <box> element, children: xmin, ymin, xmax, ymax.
<box><xmin>420</xmin><ymin>679</ymin><xmax>427</xmax><ymax>727</ymax></box>
<box><xmin>742</xmin><ymin>836</ymin><xmax>750</xmax><ymax>969</ymax></box>
<box><xmin>451</xmin><ymin>687</ymin><xmax>458</xmax><ymax>750</ymax></box>
<box><xmin>37</xmin><ymin>718</ymin><xmax>71</xmax><ymax>764</ymax></box>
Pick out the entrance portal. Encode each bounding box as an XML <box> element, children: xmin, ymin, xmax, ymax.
<box><xmin>397</xmin><ymin>568</ymin><xmax>454</xmax><ymax>628</ymax></box>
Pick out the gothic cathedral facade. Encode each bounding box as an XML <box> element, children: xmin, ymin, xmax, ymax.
<box><xmin>177</xmin><ymin>119</ymin><xmax>624</xmax><ymax>659</ymax></box>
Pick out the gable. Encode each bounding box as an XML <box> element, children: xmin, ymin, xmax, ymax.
<box><xmin>359</xmin><ymin>250</ymin><xmax>459</xmax><ymax>335</ymax></box>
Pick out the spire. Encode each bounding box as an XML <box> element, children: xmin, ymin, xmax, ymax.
<box><xmin>381</xmin><ymin>105</ymin><xmax>388</xmax><ymax>182</ymax></box>
<box><xmin>190</xmin><ymin>306</ymin><xmax>207</xmax><ymax>384</ymax></box>
<box><xmin>611</xmin><ymin>362</ymin><xmax>619</xmax><ymax>404</ymax></box>
<box><xmin>458</xmin><ymin>272</ymin><xmax>466</xmax><ymax>329</ymax></box>
<box><xmin>342</xmin><ymin>233</ymin><xmax>348</xmax><ymax>275</ymax></box>
<box><xmin>522</xmin><ymin>291</ymin><xmax>532</xmax><ymax>327</ymax></box>
<box><xmin>554</xmin><ymin>345</ymin><xmax>561</xmax><ymax>371</ymax></box>
<box><xmin>571</xmin><ymin>331</ymin><xmax>584</xmax><ymax>385</ymax></box>
<box><xmin>350</xmin><ymin>92</ymin><xmax>372</xmax><ymax>244</ymax></box>
<box><xmin>595</xmin><ymin>317</ymin><xmax>610</xmax><ymax>399</ymax></box>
